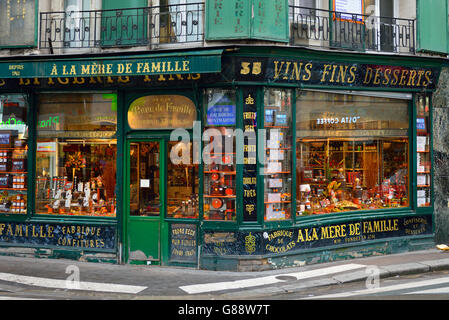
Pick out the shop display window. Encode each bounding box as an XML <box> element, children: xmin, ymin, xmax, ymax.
<box><xmin>263</xmin><ymin>89</ymin><xmax>292</xmax><ymax>221</ymax></box>
<box><xmin>296</xmin><ymin>91</ymin><xmax>409</xmax><ymax>216</ymax></box>
<box><xmin>416</xmin><ymin>94</ymin><xmax>431</xmax><ymax>207</ymax></box>
<box><xmin>0</xmin><ymin>94</ymin><xmax>28</xmax><ymax>214</ymax></box>
<box><xmin>35</xmin><ymin>93</ymin><xmax>117</xmax><ymax>217</ymax></box>
<box><xmin>203</xmin><ymin>89</ymin><xmax>236</xmax><ymax>221</ymax></box>
<box><xmin>167</xmin><ymin>141</ymin><xmax>199</xmax><ymax>218</ymax></box>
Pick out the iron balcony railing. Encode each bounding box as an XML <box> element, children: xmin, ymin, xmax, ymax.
<box><xmin>40</xmin><ymin>3</ymin><xmax>415</xmax><ymax>55</ymax></box>
<box><xmin>289</xmin><ymin>5</ymin><xmax>416</xmax><ymax>54</ymax></box>
<box><xmin>40</xmin><ymin>3</ymin><xmax>204</xmax><ymax>50</ymax></box>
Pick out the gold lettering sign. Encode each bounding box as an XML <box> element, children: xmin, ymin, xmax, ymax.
<box><xmin>128</xmin><ymin>95</ymin><xmax>197</xmax><ymax>130</ymax></box>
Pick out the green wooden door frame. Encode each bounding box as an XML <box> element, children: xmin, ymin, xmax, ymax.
<box><xmin>123</xmin><ymin>138</ymin><xmax>169</xmax><ymax>265</ymax></box>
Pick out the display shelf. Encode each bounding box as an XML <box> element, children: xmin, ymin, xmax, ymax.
<box><xmin>264</xmin><ymin>201</ymin><xmax>291</xmax><ymax>204</ymax></box>
<box><xmin>0</xmin><ymin>171</ymin><xmax>27</xmax><ymax>174</ymax></box>
<box><xmin>264</xmin><ymin>171</ymin><xmax>291</xmax><ymax>174</ymax></box>
<box><xmin>203</xmin><ymin>195</ymin><xmax>236</xmax><ymax>198</ymax></box>
<box><xmin>203</xmin><ymin>171</ymin><xmax>236</xmax><ymax>175</ymax></box>
<box><xmin>265</xmin><ymin>125</ymin><xmax>290</xmax><ymax>129</ymax></box>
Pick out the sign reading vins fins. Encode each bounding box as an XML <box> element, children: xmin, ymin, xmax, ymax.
<box><xmin>206</xmin><ymin>0</ymin><xmax>289</xmax><ymax>42</ymax></box>
<box><xmin>235</xmin><ymin>57</ymin><xmax>441</xmax><ymax>90</ymax></box>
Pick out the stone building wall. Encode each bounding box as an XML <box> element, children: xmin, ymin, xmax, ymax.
<box><xmin>432</xmin><ymin>66</ymin><xmax>449</xmax><ymax>244</ymax></box>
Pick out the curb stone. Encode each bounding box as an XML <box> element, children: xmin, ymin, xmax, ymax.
<box><xmin>379</xmin><ymin>262</ymin><xmax>430</xmax><ymax>276</ymax></box>
<box><xmin>420</xmin><ymin>258</ymin><xmax>449</xmax><ymax>271</ymax></box>
<box><xmin>228</xmin><ymin>259</ymin><xmax>449</xmax><ymax>298</ymax></box>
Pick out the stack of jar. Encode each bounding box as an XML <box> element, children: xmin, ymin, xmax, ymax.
<box><xmin>11</xmin><ymin>194</ymin><xmax>26</xmax><ymax>214</ymax></box>
<box><xmin>12</xmin><ymin>174</ymin><xmax>26</xmax><ymax>189</ymax></box>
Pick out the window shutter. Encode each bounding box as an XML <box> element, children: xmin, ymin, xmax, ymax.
<box><xmin>417</xmin><ymin>0</ymin><xmax>448</xmax><ymax>54</ymax></box>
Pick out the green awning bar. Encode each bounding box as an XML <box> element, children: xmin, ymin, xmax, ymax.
<box><xmin>0</xmin><ymin>49</ymin><xmax>223</xmax><ymax>78</ymax></box>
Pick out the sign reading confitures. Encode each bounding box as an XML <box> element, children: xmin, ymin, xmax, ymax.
<box><xmin>0</xmin><ymin>222</ymin><xmax>115</xmax><ymax>251</ymax></box>
<box><xmin>233</xmin><ymin>57</ymin><xmax>440</xmax><ymax>90</ymax></box>
<box><xmin>202</xmin><ymin>215</ymin><xmax>432</xmax><ymax>256</ymax></box>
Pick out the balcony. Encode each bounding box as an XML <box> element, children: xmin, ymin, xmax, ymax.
<box><xmin>40</xmin><ymin>3</ymin><xmax>204</xmax><ymax>51</ymax></box>
<box><xmin>289</xmin><ymin>5</ymin><xmax>415</xmax><ymax>54</ymax></box>
<box><xmin>39</xmin><ymin>3</ymin><xmax>416</xmax><ymax>55</ymax></box>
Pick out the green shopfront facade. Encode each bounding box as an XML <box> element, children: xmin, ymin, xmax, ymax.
<box><xmin>0</xmin><ymin>46</ymin><xmax>442</xmax><ymax>270</ymax></box>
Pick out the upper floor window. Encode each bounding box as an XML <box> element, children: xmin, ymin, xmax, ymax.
<box><xmin>158</xmin><ymin>0</ymin><xmax>204</xmax><ymax>44</ymax></box>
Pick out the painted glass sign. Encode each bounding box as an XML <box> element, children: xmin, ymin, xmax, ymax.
<box><xmin>0</xmin><ymin>221</ymin><xmax>116</xmax><ymax>251</ymax></box>
<box><xmin>0</xmin><ymin>50</ymin><xmax>223</xmax><ymax>78</ymax></box>
<box><xmin>128</xmin><ymin>95</ymin><xmax>197</xmax><ymax>129</ymax></box>
<box><xmin>203</xmin><ymin>215</ymin><xmax>432</xmax><ymax>256</ymax></box>
<box><xmin>170</xmin><ymin>224</ymin><xmax>197</xmax><ymax>262</ymax></box>
<box><xmin>233</xmin><ymin>57</ymin><xmax>440</xmax><ymax>90</ymax></box>
<box><xmin>242</xmin><ymin>87</ymin><xmax>258</xmax><ymax>221</ymax></box>
<box><xmin>37</xmin><ymin>93</ymin><xmax>117</xmax><ymax>138</ymax></box>
<box><xmin>416</xmin><ymin>117</ymin><xmax>426</xmax><ymax>132</ymax></box>
<box><xmin>206</xmin><ymin>93</ymin><xmax>236</xmax><ymax>126</ymax></box>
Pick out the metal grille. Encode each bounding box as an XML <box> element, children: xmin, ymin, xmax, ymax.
<box><xmin>289</xmin><ymin>5</ymin><xmax>415</xmax><ymax>54</ymax></box>
<box><xmin>40</xmin><ymin>3</ymin><xmax>204</xmax><ymax>50</ymax></box>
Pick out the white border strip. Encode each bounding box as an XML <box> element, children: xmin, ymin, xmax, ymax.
<box><xmin>180</xmin><ymin>263</ymin><xmax>366</xmax><ymax>294</ymax></box>
<box><xmin>0</xmin><ymin>272</ymin><xmax>147</xmax><ymax>294</ymax></box>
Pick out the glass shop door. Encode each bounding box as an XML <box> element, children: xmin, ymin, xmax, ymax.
<box><xmin>126</xmin><ymin>139</ymin><xmax>166</xmax><ymax>265</ymax></box>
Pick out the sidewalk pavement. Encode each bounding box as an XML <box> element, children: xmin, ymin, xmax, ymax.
<box><xmin>221</xmin><ymin>247</ymin><xmax>449</xmax><ymax>298</ymax></box>
<box><xmin>0</xmin><ymin>248</ymin><xmax>448</xmax><ymax>299</ymax></box>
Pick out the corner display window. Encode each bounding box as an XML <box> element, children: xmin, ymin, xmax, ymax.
<box><xmin>35</xmin><ymin>93</ymin><xmax>117</xmax><ymax>217</ymax></box>
<box><xmin>0</xmin><ymin>94</ymin><xmax>28</xmax><ymax>214</ymax></box>
<box><xmin>203</xmin><ymin>89</ymin><xmax>236</xmax><ymax>221</ymax></box>
<box><xmin>416</xmin><ymin>94</ymin><xmax>431</xmax><ymax>207</ymax></box>
<box><xmin>264</xmin><ymin>89</ymin><xmax>292</xmax><ymax>221</ymax></box>
<box><xmin>296</xmin><ymin>90</ymin><xmax>409</xmax><ymax>216</ymax></box>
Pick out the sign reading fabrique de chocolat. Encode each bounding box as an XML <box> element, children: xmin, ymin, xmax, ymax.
<box><xmin>203</xmin><ymin>215</ymin><xmax>432</xmax><ymax>256</ymax></box>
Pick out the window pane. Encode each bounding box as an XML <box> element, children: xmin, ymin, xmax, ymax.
<box><xmin>35</xmin><ymin>93</ymin><xmax>117</xmax><ymax>217</ymax></box>
<box><xmin>130</xmin><ymin>142</ymin><xmax>160</xmax><ymax>216</ymax></box>
<box><xmin>203</xmin><ymin>89</ymin><xmax>236</xmax><ymax>221</ymax></box>
<box><xmin>416</xmin><ymin>94</ymin><xmax>431</xmax><ymax>207</ymax></box>
<box><xmin>0</xmin><ymin>94</ymin><xmax>28</xmax><ymax>214</ymax></box>
<box><xmin>264</xmin><ymin>88</ymin><xmax>292</xmax><ymax>221</ymax></box>
<box><xmin>167</xmin><ymin>141</ymin><xmax>199</xmax><ymax>218</ymax></box>
<box><xmin>296</xmin><ymin>91</ymin><xmax>409</xmax><ymax>216</ymax></box>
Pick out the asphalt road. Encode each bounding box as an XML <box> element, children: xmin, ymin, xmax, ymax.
<box><xmin>277</xmin><ymin>270</ymin><xmax>449</xmax><ymax>300</ymax></box>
